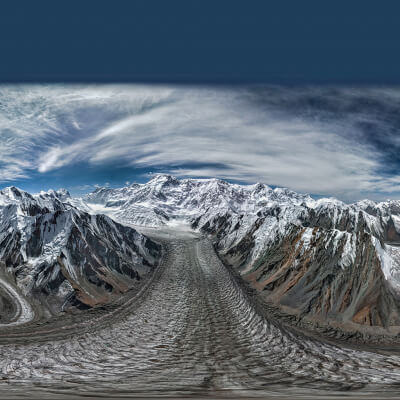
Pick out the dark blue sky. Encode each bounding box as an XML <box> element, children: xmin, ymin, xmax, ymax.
<box><xmin>1</xmin><ymin>1</ymin><xmax>400</xmax><ymax>83</ymax></box>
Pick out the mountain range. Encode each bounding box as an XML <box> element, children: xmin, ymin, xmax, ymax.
<box><xmin>1</xmin><ymin>174</ymin><xmax>400</xmax><ymax>334</ymax></box>
<box><xmin>0</xmin><ymin>186</ymin><xmax>161</xmax><ymax>321</ymax></box>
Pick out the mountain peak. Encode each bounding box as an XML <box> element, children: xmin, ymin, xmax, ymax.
<box><xmin>1</xmin><ymin>186</ymin><xmax>33</xmax><ymax>201</ymax></box>
<box><xmin>38</xmin><ymin>188</ymin><xmax>71</xmax><ymax>200</ymax></box>
<box><xmin>149</xmin><ymin>173</ymin><xmax>174</xmax><ymax>181</ymax></box>
<box><xmin>148</xmin><ymin>174</ymin><xmax>179</xmax><ymax>185</ymax></box>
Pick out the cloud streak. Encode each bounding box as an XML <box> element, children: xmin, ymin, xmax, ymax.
<box><xmin>0</xmin><ymin>84</ymin><xmax>400</xmax><ymax>201</ymax></box>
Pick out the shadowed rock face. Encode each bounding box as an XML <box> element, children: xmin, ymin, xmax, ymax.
<box><xmin>0</xmin><ymin>187</ymin><xmax>161</xmax><ymax>316</ymax></box>
<box><xmin>28</xmin><ymin>211</ymin><xmax>161</xmax><ymax>309</ymax></box>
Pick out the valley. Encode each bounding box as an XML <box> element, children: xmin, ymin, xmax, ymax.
<box><xmin>1</xmin><ymin>175</ymin><xmax>400</xmax><ymax>398</ymax></box>
<box><xmin>1</xmin><ymin>227</ymin><xmax>400</xmax><ymax>398</ymax></box>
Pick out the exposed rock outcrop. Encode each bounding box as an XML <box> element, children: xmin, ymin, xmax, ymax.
<box><xmin>0</xmin><ymin>186</ymin><xmax>161</xmax><ymax>316</ymax></box>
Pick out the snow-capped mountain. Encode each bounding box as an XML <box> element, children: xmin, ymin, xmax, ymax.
<box><xmin>0</xmin><ymin>186</ymin><xmax>161</xmax><ymax>316</ymax></box>
<box><xmin>82</xmin><ymin>174</ymin><xmax>314</xmax><ymax>226</ymax></box>
<box><xmin>1</xmin><ymin>175</ymin><xmax>400</xmax><ymax>330</ymax></box>
<box><xmin>78</xmin><ymin>174</ymin><xmax>400</xmax><ymax>329</ymax></box>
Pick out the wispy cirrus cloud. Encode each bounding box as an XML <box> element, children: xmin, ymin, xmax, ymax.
<box><xmin>1</xmin><ymin>84</ymin><xmax>400</xmax><ymax>201</ymax></box>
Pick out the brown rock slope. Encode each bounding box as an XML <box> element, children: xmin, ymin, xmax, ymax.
<box><xmin>198</xmin><ymin>204</ymin><xmax>400</xmax><ymax>337</ymax></box>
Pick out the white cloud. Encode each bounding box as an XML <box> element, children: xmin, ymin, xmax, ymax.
<box><xmin>0</xmin><ymin>84</ymin><xmax>399</xmax><ymax>201</ymax></box>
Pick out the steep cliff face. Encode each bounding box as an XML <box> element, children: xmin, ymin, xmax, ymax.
<box><xmin>0</xmin><ymin>187</ymin><xmax>161</xmax><ymax>315</ymax></box>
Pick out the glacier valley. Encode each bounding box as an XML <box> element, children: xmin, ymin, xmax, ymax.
<box><xmin>0</xmin><ymin>175</ymin><xmax>400</xmax><ymax>398</ymax></box>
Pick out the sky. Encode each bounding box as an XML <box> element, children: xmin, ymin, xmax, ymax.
<box><xmin>1</xmin><ymin>1</ymin><xmax>400</xmax><ymax>84</ymax></box>
<box><xmin>1</xmin><ymin>84</ymin><xmax>400</xmax><ymax>202</ymax></box>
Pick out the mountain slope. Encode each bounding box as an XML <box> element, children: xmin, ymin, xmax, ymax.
<box><xmin>0</xmin><ymin>186</ymin><xmax>161</xmax><ymax>320</ymax></box>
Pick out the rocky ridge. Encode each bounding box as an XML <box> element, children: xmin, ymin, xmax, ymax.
<box><xmin>0</xmin><ymin>186</ymin><xmax>161</xmax><ymax>321</ymax></box>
